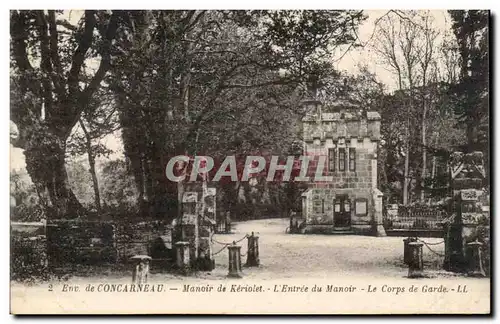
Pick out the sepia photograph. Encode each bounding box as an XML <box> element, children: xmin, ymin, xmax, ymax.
<box><xmin>8</xmin><ymin>7</ymin><xmax>491</xmax><ymax>315</ymax></box>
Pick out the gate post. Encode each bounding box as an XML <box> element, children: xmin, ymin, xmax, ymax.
<box><xmin>175</xmin><ymin>241</ymin><xmax>191</xmax><ymax>274</ymax></box>
<box><xmin>372</xmin><ymin>189</ymin><xmax>387</xmax><ymax>237</ymax></box>
<box><xmin>467</xmin><ymin>240</ymin><xmax>486</xmax><ymax>277</ymax></box>
<box><xmin>130</xmin><ymin>255</ymin><xmax>152</xmax><ymax>284</ymax></box>
<box><xmin>403</xmin><ymin>237</ymin><xmax>417</xmax><ymax>264</ymax></box>
<box><xmin>245</xmin><ymin>232</ymin><xmax>260</xmax><ymax>267</ymax></box>
<box><xmin>407</xmin><ymin>242</ymin><xmax>424</xmax><ymax>278</ymax></box>
<box><xmin>227</xmin><ymin>242</ymin><xmax>242</xmax><ymax>278</ymax></box>
<box><xmin>444</xmin><ymin>151</ymin><xmax>488</xmax><ymax>273</ymax></box>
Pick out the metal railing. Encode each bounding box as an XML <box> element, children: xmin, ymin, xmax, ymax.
<box><xmin>384</xmin><ymin>206</ymin><xmax>446</xmax><ymax>231</ymax></box>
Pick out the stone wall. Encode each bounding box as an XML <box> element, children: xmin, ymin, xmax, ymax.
<box><xmin>302</xmin><ymin>187</ymin><xmax>374</xmax><ymax>235</ymax></box>
<box><xmin>46</xmin><ymin>220</ymin><xmax>173</xmax><ymax>266</ymax></box>
<box><xmin>300</xmin><ymin>101</ymin><xmax>382</xmax><ymax>236</ymax></box>
<box><xmin>302</xmin><ymin>111</ymin><xmax>381</xmax><ymax>142</ymax></box>
<box><xmin>115</xmin><ymin>221</ymin><xmax>173</xmax><ymax>261</ymax></box>
<box><xmin>11</xmin><ymin>236</ymin><xmax>48</xmax><ymax>281</ymax></box>
<box><xmin>303</xmin><ymin>113</ymin><xmax>379</xmax><ymax>191</ymax></box>
<box><xmin>304</xmin><ymin>144</ymin><xmax>375</xmax><ymax>190</ymax></box>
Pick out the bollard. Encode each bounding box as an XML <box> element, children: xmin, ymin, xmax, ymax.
<box><xmin>245</xmin><ymin>232</ymin><xmax>260</xmax><ymax>267</ymax></box>
<box><xmin>227</xmin><ymin>241</ymin><xmax>243</xmax><ymax>278</ymax></box>
<box><xmin>197</xmin><ymin>238</ymin><xmax>215</xmax><ymax>271</ymax></box>
<box><xmin>467</xmin><ymin>240</ymin><xmax>486</xmax><ymax>277</ymax></box>
<box><xmin>407</xmin><ymin>242</ymin><xmax>424</xmax><ymax>278</ymax></box>
<box><xmin>130</xmin><ymin>255</ymin><xmax>152</xmax><ymax>284</ymax></box>
<box><xmin>175</xmin><ymin>241</ymin><xmax>191</xmax><ymax>274</ymax></box>
<box><xmin>289</xmin><ymin>215</ymin><xmax>298</xmax><ymax>234</ymax></box>
<box><xmin>403</xmin><ymin>237</ymin><xmax>417</xmax><ymax>265</ymax></box>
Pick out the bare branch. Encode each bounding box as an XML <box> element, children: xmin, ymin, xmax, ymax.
<box><xmin>47</xmin><ymin>10</ymin><xmax>65</xmax><ymax>99</ymax></box>
<box><xmin>67</xmin><ymin>10</ymin><xmax>97</xmax><ymax>96</ymax></box>
<box><xmin>34</xmin><ymin>10</ymin><xmax>55</xmax><ymax>113</ymax></box>
<box><xmin>65</xmin><ymin>11</ymin><xmax>121</xmax><ymax>138</ymax></box>
<box><xmin>223</xmin><ymin>78</ymin><xmax>298</xmax><ymax>90</ymax></box>
<box><xmin>80</xmin><ymin>11</ymin><xmax>120</xmax><ymax>101</ymax></box>
<box><xmin>56</xmin><ymin>18</ymin><xmax>78</xmax><ymax>31</ymax></box>
<box><xmin>183</xmin><ymin>10</ymin><xmax>206</xmax><ymax>33</ymax></box>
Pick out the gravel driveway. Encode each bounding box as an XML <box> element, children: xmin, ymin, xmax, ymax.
<box><xmin>210</xmin><ymin>218</ymin><xmax>446</xmax><ymax>280</ymax></box>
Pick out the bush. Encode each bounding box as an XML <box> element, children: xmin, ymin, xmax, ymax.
<box><xmin>11</xmin><ymin>204</ymin><xmax>44</xmax><ymax>222</ymax></box>
<box><xmin>11</xmin><ymin>235</ymin><xmax>49</xmax><ymax>283</ymax></box>
<box><xmin>383</xmin><ymin>218</ymin><xmax>393</xmax><ymax>230</ymax></box>
<box><xmin>230</xmin><ymin>202</ymin><xmax>284</xmax><ymax>221</ymax></box>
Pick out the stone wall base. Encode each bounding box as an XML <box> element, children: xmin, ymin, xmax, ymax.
<box><xmin>301</xmin><ymin>224</ymin><xmax>378</xmax><ymax>236</ymax></box>
<box><xmin>374</xmin><ymin>224</ymin><xmax>387</xmax><ymax>237</ymax></box>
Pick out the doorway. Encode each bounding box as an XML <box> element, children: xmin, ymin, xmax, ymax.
<box><xmin>333</xmin><ymin>195</ymin><xmax>351</xmax><ymax>229</ymax></box>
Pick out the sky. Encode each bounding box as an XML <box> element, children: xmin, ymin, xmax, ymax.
<box><xmin>333</xmin><ymin>10</ymin><xmax>452</xmax><ymax>89</ymax></box>
<box><xmin>9</xmin><ymin>9</ymin><xmax>454</xmax><ymax>172</ymax></box>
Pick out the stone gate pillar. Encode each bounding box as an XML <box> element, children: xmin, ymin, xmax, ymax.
<box><xmin>444</xmin><ymin>151</ymin><xmax>488</xmax><ymax>273</ymax></box>
<box><xmin>177</xmin><ymin>183</ymin><xmax>217</xmax><ymax>271</ymax></box>
<box><xmin>372</xmin><ymin>189</ymin><xmax>386</xmax><ymax>237</ymax></box>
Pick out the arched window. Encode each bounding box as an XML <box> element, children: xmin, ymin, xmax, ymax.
<box><xmin>339</xmin><ymin>148</ymin><xmax>346</xmax><ymax>171</ymax></box>
<box><xmin>349</xmin><ymin>148</ymin><xmax>356</xmax><ymax>171</ymax></box>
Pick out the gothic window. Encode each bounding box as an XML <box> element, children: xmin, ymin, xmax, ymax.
<box><xmin>339</xmin><ymin>148</ymin><xmax>346</xmax><ymax>171</ymax></box>
<box><xmin>328</xmin><ymin>148</ymin><xmax>336</xmax><ymax>171</ymax></box>
<box><xmin>349</xmin><ymin>148</ymin><xmax>356</xmax><ymax>171</ymax></box>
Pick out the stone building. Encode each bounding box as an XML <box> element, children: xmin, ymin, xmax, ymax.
<box><xmin>300</xmin><ymin>98</ymin><xmax>385</xmax><ymax>236</ymax></box>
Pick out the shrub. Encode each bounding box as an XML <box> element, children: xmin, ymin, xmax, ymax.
<box><xmin>11</xmin><ymin>235</ymin><xmax>49</xmax><ymax>283</ymax></box>
<box><xmin>383</xmin><ymin>218</ymin><xmax>393</xmax><ymax>230</ymax></box>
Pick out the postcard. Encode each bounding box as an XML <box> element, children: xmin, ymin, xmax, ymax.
<box><xmin>9</xmin><ymin>9</ymin><xmax>490</xmax><ymax>315</ymax></box>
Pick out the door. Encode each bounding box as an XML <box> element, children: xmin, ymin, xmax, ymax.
<box><xmin>334</xmin><ymin>195</ymin><xmax>351</xmax><ymax>229</ymax></box>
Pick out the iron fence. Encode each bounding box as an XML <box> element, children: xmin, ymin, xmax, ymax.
<box><xmin>384</xmin><ymin>206</ymin><xmax>447</xmax><ymax>231</ymax></box>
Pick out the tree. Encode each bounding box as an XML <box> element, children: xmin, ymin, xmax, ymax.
<box><xmin>99</xmin><ymin>159</ymin><xmax>140</xmax><ymax>218</ymax></box>
<box><xmin>10</xmin><ymin>10</ymin><xmax>123</xmax><ymax>219</ymax></box>
<box><xmin>448</xmin><ymin>10</ymin><xmax>489</xmax><ymax>178</ymax></box>
<box><xmin>413</xmin><ymin>12</ymin><xmax>440</xmax><ymax>201</ymax></box>
<box><xmin>67</xmin><ymin>87</ymin><xmax>119</xmax><ymax>212</ymax></box>
<box><xmin>440</xmin><ymin>32</ymin><xmax>460</xmax><ymax>85</ymax></box>
<box><xmin>373</xmin><ymin>11</ymin><xmax>453</xmax><ymax>204</ymax></box>
<box><xmin>10</xmin><ymin>169</ymin><xmax>43</xmax><ymax>221</ymax></box>
<box><xmin>66</xmin><ymin>158</ymin><xmax>94</xmax><ymax>206</ymax></box>
<box><xmin>373</xmin><ymin>12</ymin><xmax>421</xmax><ymax>205</ymax></box>
<box><xmin>110</xmin><ymin>10</ymin><xmax>366</xmax><ymax>220</ymax></box>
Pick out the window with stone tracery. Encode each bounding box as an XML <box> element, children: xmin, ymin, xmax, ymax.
<box><xmin>339</xmin><ymin>148</ymin><xmax>346</xmax><ymax>171</ymax></box>
<box><xmin>328</xmin><ymin>148</ymin><xmax>336</xmax><ymax>171</ymax></box>
<box><xmin>349</xmin><ymin>148</ymin><xmax>356</xmax><ymax>171</ymax></box>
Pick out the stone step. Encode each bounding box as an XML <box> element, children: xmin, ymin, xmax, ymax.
<box><xmin>331</xmin><ymin>230</ymin><xmax>356</xmax><ymax>235</ymax></box>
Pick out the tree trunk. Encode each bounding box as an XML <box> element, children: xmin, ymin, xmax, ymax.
<box><xmin>403</xmin><ymin>65</ymin><xmax>415</xmax><ymax>206</ymax></box>
<box><xmin>24</xmin><ymin>129</ymin><xmax>84</xmax><ymax>219</ymax></box>
<box><xmin>403</xmin><ymin>142</ymin><xmax>410</xmax><ymax>206</ymax></box>
<box><xmin>79</xmin><ymin>119</ymin><xmax>101</xmax><ymax>212</ymax></box>
<box><xmin>403</xmin><ymin>93</ymin><xmax>412</xmax><ymax>206</ymax></box>
<box><xmin>420</xmin><ymin>100</ymin><xmax>427</xmax><ymax>202</ymax></box>
<box><xmin>431</xmin><ymin>156</ymin><xmax>436</xmax><ymax>180</ymax></box>
<box><xmin>87</xmin><ymin>149</ymin><xmax>101</xmax><ymax>212</ymax></box>
<box><xmin>466</xmin><ymin>120</ymin><xmax>477</xmax><ymax>152</ymax></box>
<box><xmin>164</xmin><ymin>180</ymin><xmax>179</xmax><ymax>223</ymax></box>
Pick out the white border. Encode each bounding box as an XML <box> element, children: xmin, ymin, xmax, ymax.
<box><xmin>1</xmin><ymin>2</ymin><xmax>497</xmax><ymax>323</ymax></box>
